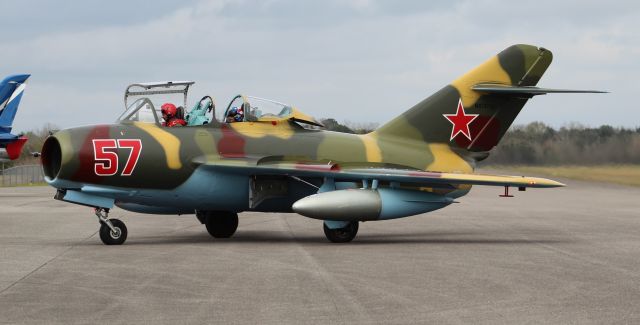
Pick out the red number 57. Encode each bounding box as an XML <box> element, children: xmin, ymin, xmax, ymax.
<box><xmin>93</xmin><ymin>139</ymin><xmax>142</xmax><ymax>176</ymax></box>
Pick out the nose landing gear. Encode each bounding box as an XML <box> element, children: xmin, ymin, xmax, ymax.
<box><xmin>95</xmin><ymin>208</ymin><xmax>128</xmax><ymax>245</ymax></box>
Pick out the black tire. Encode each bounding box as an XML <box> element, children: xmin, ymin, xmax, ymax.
<box><xmin>99</xmin><ymin>218</ymin><xmax>128</xmax><ymax>245</ymax></box>
<box><xmin>195</xmin><ymin>211</ymin><xmax>206</xmax><ymax>224</ymax></box>
<box><xmin>205</xmin><ymin>212</ymin><xmax>239</xmax><ymax>238</ymax></box>
<box><xmin>323</xmin><ymin>221</ymin><xmax>359</xmax><ymax>243</ymax></box>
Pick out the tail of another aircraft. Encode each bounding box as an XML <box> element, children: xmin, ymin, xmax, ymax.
<box><xmin>0</xmin><ymin>74</ymin><xmax>30</xmax><ymax>160</ymax></box>
<box><xmin>0</xmin><ymin>74</ymin><xmax>30</xmax><ymax>134</ymax></box>
<box><xmin>375</xmin><ymin>44</ymin><xmax>555</xmax><ymax>160</ymax></box>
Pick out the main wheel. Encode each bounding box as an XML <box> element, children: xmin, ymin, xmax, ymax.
<box><xmin>205</xmin><ymin>212</ymin><xmax>239</xmax><ymax>238</ymax></box>
<box><xmin>99</xmin><ymin>218</ymin><xmax>128</xmax><ymax>245</ymax></box>
<box><xmin>195</xmin><ymin>211</ymin><xmax>207</xmax><ymax>224</ymax></box>
<box><xmin>323</xmin><ymin>221</ymin><xmax>359</xmax><ymax>243</ymax></box>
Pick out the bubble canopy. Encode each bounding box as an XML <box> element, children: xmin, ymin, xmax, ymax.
<box><xmin>118</xmin><ymin>81</ymin><xmax>323</xmax><ymax>128</ymax></box>
<box><xmin>119</xmin><ymin>81</ymin><xmax>195</xmax><ymax>124</ymax></box>
<box><xmin>223</xmin><ymin>95</ymin><xmax>324</xmax><ymax>127</ymax></box>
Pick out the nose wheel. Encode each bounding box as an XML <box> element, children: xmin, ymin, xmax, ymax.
<box><xmin>95</xmin><ymin>208</ymin><xmax>128</xmax><ymax>245</ymax></box>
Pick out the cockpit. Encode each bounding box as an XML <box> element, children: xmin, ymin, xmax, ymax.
<box><xmin>118</xmin><ymin>81</ymin><xmax>323</xmax><ymax>128</ymax></box>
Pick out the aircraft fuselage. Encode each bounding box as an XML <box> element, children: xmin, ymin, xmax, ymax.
<box><xmin>42</xmin><ymin>121</ymin><xmax>472</xmax><ymax>214</ymax></box>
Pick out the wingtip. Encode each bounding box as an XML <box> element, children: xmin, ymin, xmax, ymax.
<box><xmin>526</xmin><ymin>177</ymin><xmax>566</xmax><ymax>188</ymax></box>
<box><xmin>553</xmin><ymin>181</ymin><xmax>567</xmax><ymax>187</ymax></box>
<box><xmin>543</xmin><ymin>179</ymin><xmax>567</xmax><ymax>188</ymax></box>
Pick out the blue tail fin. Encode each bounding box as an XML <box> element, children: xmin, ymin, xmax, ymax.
<box><xmin>0</xmin><ymin>74</ymin><xmax>30</xmax><ymax>134</ymax></box>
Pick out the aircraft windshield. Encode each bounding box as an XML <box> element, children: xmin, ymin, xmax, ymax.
<box><xmin>246</xmin><ymin>96</ymin><xmax>292</xmax><ymax>119</ymax></box>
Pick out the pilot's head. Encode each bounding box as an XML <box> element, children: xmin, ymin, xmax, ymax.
<box><xmin>161</xmin><ymin>103</ymin><xmax>177</xmax><ymax>120</ymax></box>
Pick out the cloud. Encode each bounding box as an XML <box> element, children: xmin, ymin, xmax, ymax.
<box><xmin>1</xmin><ymin>0</ymin><xmax>637</xmax><ymax>131</ymax></box>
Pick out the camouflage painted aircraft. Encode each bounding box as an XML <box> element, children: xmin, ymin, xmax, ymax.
<box><xmin>41</xmin><ymin>44</ymin><xmax>603</xmax><ymax>245</ymax></box>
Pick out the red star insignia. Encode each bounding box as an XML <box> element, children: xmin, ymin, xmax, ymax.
<box><xmin>443</xmin><ymin>99</ymin><xmax>479</xmax><ymax>141</ymax></box>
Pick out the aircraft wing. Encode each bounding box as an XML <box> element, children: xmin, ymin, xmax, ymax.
<box><xmin>193</xmin><ymin>157</ymin><xmax>564</xmax><ymax>188</ymax></box>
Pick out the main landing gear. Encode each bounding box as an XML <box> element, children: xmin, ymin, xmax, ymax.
<box><xmin>95</xmin><ymin>208</ymin><xmax>127</xmax><ymax>245</ymax></box>
<box><xmin>196</xmin><ymin>211</ymin><xmax>239</xmax><ymax>239</ymax></box>
<box><xmin>323</xmin><ymin>221</ymin><xmax>359</xmax><ymax>243</ymax></box>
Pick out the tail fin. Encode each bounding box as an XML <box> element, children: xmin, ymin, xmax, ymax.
<box><xmin>375</xmin><ymin>44</ymin><xmax>553</xmax><ymax>159</ymax></box>
<box><xmin>0</xmin><ymin>74</ymin><xmax>30</xmax><ymax>134</ymax></box>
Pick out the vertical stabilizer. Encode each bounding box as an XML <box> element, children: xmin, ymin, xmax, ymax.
<box><xmin>374</xmin><ymin>45</ymin><xmax>552</xmax><ymax>158</ymax></box>
<box><xmin>0</xmin><ymin>74</ymin><xmax>30</xmax><ymax>134</ymax></box>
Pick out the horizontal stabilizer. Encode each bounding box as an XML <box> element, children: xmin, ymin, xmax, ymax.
<box><xmin>4</xmin><ymin>136</ymin><xmax>27</xmax><ymax>160</ymax></box>
<box><xmin>472</xmin><ymin>83</ymin><xmax>607</xmax><ymax>97</ymax></box>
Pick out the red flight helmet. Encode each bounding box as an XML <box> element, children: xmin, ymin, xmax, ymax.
<box><xmin>161</xmin><ymin>103</ymin><xmax>177</xmax><ymax>119</ymax></box>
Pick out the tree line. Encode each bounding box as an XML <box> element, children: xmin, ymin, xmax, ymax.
<box><xmin>483</xmin><ymin>122</ymin><xmax>640</xmax><ymax>165</ymax></box>
<box><xmin>322</xmin><ymin>119</ymin><xmax>640</xmax><ymax>165</ymax></box>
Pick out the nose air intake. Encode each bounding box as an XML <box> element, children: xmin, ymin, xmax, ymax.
<box><xmin>41</xmin><ymin>136</ymin><xmax>62</xmax><ymax>180</ymax></box>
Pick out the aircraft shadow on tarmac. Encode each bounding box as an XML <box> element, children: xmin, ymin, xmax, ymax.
<box><xmin>77</xmin><ymin>229</ymin><xmax>572</xmax><ymax>246</ymax></box>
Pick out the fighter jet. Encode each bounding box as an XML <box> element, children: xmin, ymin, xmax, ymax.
<box><xmin>0</xmin><ymin>74</ymin><xmax>30</xmax><ymax>161</ymax></box>
<box><xmin>41</xmin><ymin>44</ymin><xmax>603</xmax><ymax>245</ymax></box>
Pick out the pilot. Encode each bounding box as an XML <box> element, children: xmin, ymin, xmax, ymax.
<box><xmin>226</xmin><ymin>106</ymin><xmax>244</xmax><ymax>123</ymax></box>
<box><xmin>161</xmin><ymin>103</ymin><xmax>187</xmax><ymax>127</ymax></box>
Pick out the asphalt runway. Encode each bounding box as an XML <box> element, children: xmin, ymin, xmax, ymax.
<box><xmin>1</xmin><ymin>179</ymin><xmax>639</xmax><ymax>324</ymax></box>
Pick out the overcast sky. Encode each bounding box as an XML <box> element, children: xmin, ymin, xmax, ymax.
<box><xmin>1</xmin><ymin>0</ymin><xmax>637</xmax><ymax>132</ymax></box>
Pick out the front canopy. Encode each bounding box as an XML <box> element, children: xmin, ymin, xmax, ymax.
<box><xmin>223</xmin><ymin>95</ymin><xmax>324</xmax><ymax>127</ymax></box>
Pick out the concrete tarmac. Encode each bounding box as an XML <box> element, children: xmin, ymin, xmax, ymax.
<box><xmin>0</xmin><ymin>179</ymin><xmax>639</xmax><ymax>324</ymax></box>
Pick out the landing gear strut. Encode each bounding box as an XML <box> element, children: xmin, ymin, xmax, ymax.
<box><xmin>197</xmin><ymin>211</ymin><xmax>239</xmax><ymax>238</ymax></box>
<box><xmin>95</xmin><ymin>208</ymin><xmax>127</xmax><ymax>245</ymax></box>
<box><xmin>323</xmin><ymin>221</ymin><xmax>359</xmax><ymax>243</ymax></box>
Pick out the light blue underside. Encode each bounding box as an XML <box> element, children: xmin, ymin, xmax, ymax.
<box><xmin>63</xmin><ymin>190</ymin><xmax>115</xmax><ymax>209</ymax></box>
<box><xmin>49</xmin><ymin>167</ymin><xmax>463</xmax><ymax>221</ymax></box>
